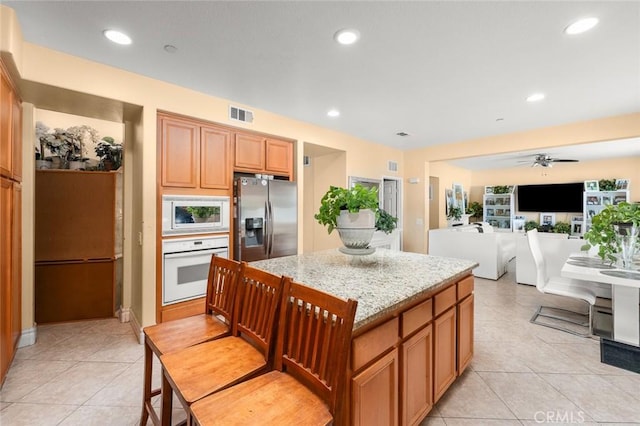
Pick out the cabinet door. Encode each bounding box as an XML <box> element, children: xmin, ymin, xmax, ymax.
<box><xmin>0</xmin><ymin>178</ymin><xmax>12</xmax><ymax>381</ymax></box>
<box><xmin>265</xmin><ymin>138</ymin><xmax>292</xmax><ymax>176</ymax></box>
<box><xmin>433</xmin><ymin>307</ymin><xmax>456</xmax><ymax>402</ymax></box>
<box><xmin>0</xmin><ymin>70</ymin><xmax>12</xmax><ymax>178</ymax></box>
<box><xmin>457</xmin><ymin>294</ymin><xmax>474</xmax><ymax>375</ymax></box>
<box><xmin>200</xmin><ymin>126</ymin><xmax>230</xmax><ymax>189</ymax></box>
<box><xmin>352</xmin><ymin>348</ymin><xmax>399</xmax><ymax>426</ymax></box>
<box><xmin>161</xmin><ymin>117</ymin><xmax>198</xmax><ymax>188</ymax></box>
<box><xmin>11</xmin><ymin>183</ymin><xmax>21</xmax><ymax>349</ymax></box>
<box><xmin>234</xmin><ymin>133</ymin><xmax>264</xmax><ymax>171</ymax></box>
<box><xmin>11</xmin><ymin>95</ymin><xmax>21</xmax><ymax>181</ymax></box>
<box><xmin>402</xmin><ymin>324</ymin><xmax>433</xmax><ymax>426</ymax></box>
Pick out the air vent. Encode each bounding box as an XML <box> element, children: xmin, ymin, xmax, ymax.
<box><xmin>388</xmin><ymin>161</ymin><xmax>398</xmax><ymax>172</ymax></box>
<box><xmin>303</xmin><ymin>156</ymin><xmax>311</xmax><ymax>167</ymax></box>
<box><xmin>229</xmin><ymin>106</ymin><xmax>254</xmax><ymax>123</ymax></box>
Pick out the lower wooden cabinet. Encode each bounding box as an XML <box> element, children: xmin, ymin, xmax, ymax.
<box><xmin>401</xmin><ymin>324</ymin><xmax>433</xmax><ymax>426</ymax></box>
<box><xmin>433</xmin><ymin>307</ymin><xmax>457</xmax><ymax>402</ymax></box>
<box><xmin>35</xmin><ymin>260</ymin><xmax>115</xmax><ymax>323</ymax></box>
<box><xmin>457</xmin><ymin>294</ymin><xmax>474</xmax><ymax>374</ymax></box>
<box><xmin>349</xmin><ymin>276</ymin><xmax>474</xmax><ymax>426</ymax></box>
<box><xmin>352</xmin><ymin>348</ymin><xmax>399</xmax><ymax>426</ymax></box>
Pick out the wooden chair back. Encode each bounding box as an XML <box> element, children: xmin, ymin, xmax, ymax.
<box><xmin>275</xmin><ymin>280</ymin><xmax>358</xmax><ymax>416</ymax></box>
<box><xmin>233</xmin><ymin>264</ymin><xmax>288</xmax><ymax>362</ymax></box>
<box><xmin>205</xmin><ymin>255</ymin><xmax>243</xmax><ymax>323</ymax></box>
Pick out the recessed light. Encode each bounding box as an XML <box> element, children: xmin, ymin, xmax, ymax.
<box><xmin>396</xmin><ymin>132</ymin><xmax>409</xmax><ymax>137</ymax></box>
<box><xmin>564</xmin><ymin>17</ymin><xmax>599</xmax><ymax>35</ymax></box>
<box><xmin>496</xmin><ymin>118</ymin><xmax>504</xmax><ymax>122</ymax></box>
<box><xmin>103</xmin><ymin>29</ymin><xmax>132</xmax><ymax>45</ymax></box>
<box><xmin>327</xmin><ymin>109</ymin><xmax>340</xmax><ymax>117</ymax></box>
<box><xmin>334</xmin><ymin>29</ymin><xmax>360</xmax><ymax>45</ymax></box>
<box><xmin>526</xmin><ymin>93</ymin><xmax>545</xmax><ymax>102</ymax></box>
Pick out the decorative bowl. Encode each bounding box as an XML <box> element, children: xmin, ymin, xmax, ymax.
<box><xmin>337</xmin><ymin>227</ymin><xmax>375</xmax><ymax>249</ymax></box>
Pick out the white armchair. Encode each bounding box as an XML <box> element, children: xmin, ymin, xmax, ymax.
<box><xmin>428</xmin><ymin>225</ymin><xmax>516</xmax><ymax>280</ymax></box>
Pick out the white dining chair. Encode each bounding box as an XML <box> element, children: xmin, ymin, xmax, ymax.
<box><xmin>527</xmin><ymin>229</ymin><xmax>597</xmax><ymax>337</ymax></box>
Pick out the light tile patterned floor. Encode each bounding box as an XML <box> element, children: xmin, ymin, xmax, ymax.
<box><xmin>1</xmin><ymin>264</ymin><xmax>639</xmax><ymax>425</ymax></box>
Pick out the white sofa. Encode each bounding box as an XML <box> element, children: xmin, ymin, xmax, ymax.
<box><xmin>515</xmin><ymin>232</ymin><xmax>612</xmax><ymax>298</ymax></box>
<box><xmin>428</xmin><ymin>224</ymin><xmax>517</xmax><ymax>280</ymax></box>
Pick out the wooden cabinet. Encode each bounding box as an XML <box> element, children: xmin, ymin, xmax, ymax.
<box><xmin>234</xmin><ymin>133</ymin><xmax>293</xmax><ymax>177</ymax></box>
<box><xmin>201</xmin><ymin>125</ymin><xmax>230</xmax><ymax>189</ymax></box>
<box><xmin>401</xmin><ymin>324</ymin><xmax>432</xmax><ymax>426</ymax></box>
<box><xmin>0</xmin><ymin>62</ymin><xmax>21</xmax><ymax>385</ymax></box>
<box><xmin>352</xmin><ymin>349</ymin><xmax>399</xmax><ymax>426</ymax></box>
<box><xmin>433</xmin><ymin>307</ymin><xmax>457</xmax><ymax>402</ymax></box>
<box><xmin>457</xmin><ymin>294</ymin><xmax>474</xmax><ymax>374</ymax></box>
<box><xmin>35</xmin><ymin>171</ymin><xmax>119</xmax><ymax>323</ymax></box>
<box><xmin>159</xmin><ymin>115</ymin><xmax>231</xmax><ymax>190</ymax></box>
<box><xmin>349</xmin><ymin>276</ymin><xmax>474</xmax><ymax>425</ymax></box>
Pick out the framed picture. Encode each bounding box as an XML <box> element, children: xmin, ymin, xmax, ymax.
<box><xmin>513</xmin><ymin>217</ymin><xmax>525</xmax><ymax>232</ymax></box>
<box><xmin>452</xmin><ymin>183</ymin><xmax>465</xmax><ymax>211</ymax></box>
<box><xmin>602</xmin><ymin>195</ymin><xmax>611</xmax><ymax>205</ymax></box>
<box><xmin>584</xmin><ymin>180</ymin><xmax>599</xmax><ymax>191</ymax></box>
<box><xmin>615</xmin><ymin>179</ymin><xmax>629</xmax><ymax>190</ymax></box>
<box><xmin>445</xmin><ymin>189</ymin><xmax>453</xmax><ymax>215</ymax></box>
<box><xmin>586</xmin><ymin>195</ymin><xmax>600</xmax><ymax>205</ymax></box>
<box><xmin>540</xmin><ymin>213</ymin><xmax>556</xmax><ymax>226</ymax></box>
<box><xmin>485</xmin><ymin>186</ymin><xmax>494</xmax><ymax>194</ymax></box>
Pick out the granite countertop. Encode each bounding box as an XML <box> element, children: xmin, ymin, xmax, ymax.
<box><xmin>250</xmin><ymin>248</ymin><xmax>478</xmax><ymax>331</ymax></box>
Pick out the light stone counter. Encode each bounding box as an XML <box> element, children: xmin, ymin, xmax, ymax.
<box><xmin>250</xmin><ymin>248</ymin><xmax>478</xmax><ymax>331</ymax></box>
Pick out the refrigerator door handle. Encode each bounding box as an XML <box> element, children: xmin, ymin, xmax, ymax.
<box><xmin>267</xmin><ymin>200</ymin><xmax>273</xmax><ymax>256</ymax></box>
<box><xmin>264</xmin><ymin>201</ymin><xmax>269</xmax><ymax>256</ymax></box>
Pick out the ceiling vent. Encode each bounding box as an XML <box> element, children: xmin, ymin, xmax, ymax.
<box><xmin>388</xmin><ymin>160</ymin><xmax>398</xmax><ymax>172</ymax></box>
<box><xmin>229</xmin><ymin>106</ymin><xmax>254</xmax><ymax>123</ymax></box>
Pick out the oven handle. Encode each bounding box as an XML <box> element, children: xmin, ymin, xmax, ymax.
<box><xmin>163</xmin><ymin>249</ymin><xmax>220</xmax><ymax>259</ymax></box>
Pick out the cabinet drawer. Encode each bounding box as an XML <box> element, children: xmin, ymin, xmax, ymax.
<box><xmin>402</xmin><ymin>299</ymin><xmax>433</xmax><ymax>338</ymax></box>
<box><xmin>457</xmin><ymin>276</ymin><xmax>474</xmax><ymax>300</ymax></box>
<box><xmin>434</xmin><ymin>285</ymin><xmax>456</xmax><ymax>317</ymax></box>
<box><xmin>352</xmin><ymin>317</ymin><xmax>399</xmax><ymax>372</ymax></box>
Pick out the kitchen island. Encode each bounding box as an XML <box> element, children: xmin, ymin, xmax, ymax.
<box><xmin>251</xmin><ymin>248</ymin><xmax>478</xmax><ymax>426</ymax></box>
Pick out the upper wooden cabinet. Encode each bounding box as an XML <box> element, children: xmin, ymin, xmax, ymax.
<box><xmin>234</xmin><ymin>133</ymin><xmax>293</xmax><ymax>177</ymax></box>
<box><xmin>159</xmin><ymin>115</ymin><xmax>231</xmax><ymax>190</ymax></box>
<box><xmin>0</xmin><ymin>69</ymin><xmax>13</xmax><ymax>179</ymax></box>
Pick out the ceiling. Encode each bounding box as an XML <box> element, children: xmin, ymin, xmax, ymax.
<box><xmin>4</xmin><ymin>1</ymin><xmax>640</xmax><ymax>161</ymax></box>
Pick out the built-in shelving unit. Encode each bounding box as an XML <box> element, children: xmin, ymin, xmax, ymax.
<box><xmin>483</xmin><ymin>186</ymin><xmax>515</xmax><ymax>231</ymax></box>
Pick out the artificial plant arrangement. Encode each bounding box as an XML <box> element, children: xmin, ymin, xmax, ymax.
<box><xmin>551</xmin><ymin>221</ymin><xmax>571</xmax><ymax>235</ymax></box>
<box><xmin>314</xmin><ymin>184</ymin><xmax>397</xmax><ymax>234</ymax></box>
<box><xmin>95</xmin><ymin>136</ymin><xmax>123</xmax><ymax>170</ymax></box>
<box><xmin>524</xmin><ymin>220</ymin><xmax>539</xmax><ymax>232</ymax></box>
<box><xmin>35</xmin><ymin>122</ymin><xmax>99</xmax><ymax>165</ymax></box>
<box><xmin>465</xmin><ymin>201</ymin><xmax>483</xmax><ymax>221</ymax></box>
<box><xmin>447</xmin><ymin>205</ymin><xmax>463</xmax><ymax>221</ymax></box>
<box><xmin>581</xmin><ymin>202</ymin><xmax>640</xmax><ymax>262</ymax></box>
<box><xmin>598</xmin><ymin>179</ymin><xmax>617</xmax><ymax>191</ymax></box>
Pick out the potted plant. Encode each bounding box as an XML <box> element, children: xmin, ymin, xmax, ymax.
<box><xmin>447</xmin><ymin>205</ymin><xmax>463</xmax><ymax>221</ymax></box>
<box><xmin>551</xmin><ymin>221</ymin><xmax>571</xmax><ymax>235</ymax></box>
<box><xmin>524</xmin><ymin>220</ymin><xmax>539</xmax><ymax>231</ymax></box>
<box><xmin>95</xmin><ymin>136</ymin><xmax>123</xmax><ymax>170</ymax></box>
<box><xmin>315</xmin><ymin>184</ymin><xmax>396</xmax><ymax>250</ymax></box>
<box><xmin>66</xmin><ymin>125</ymin><xmax>99</xmax><ymax>170</ymax></box>
<box><xmin>466</xmin><ymin>201</ymin><xmax>483</xmax><ymax>222</ymax></box>
<box><xmin>582</xmin><ymin>202</ymin><xmax>640</xmax><ymax>264</ymax></box>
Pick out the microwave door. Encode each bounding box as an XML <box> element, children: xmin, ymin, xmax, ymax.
<box><xmin>237</xmin><ymin>178</ymin><xmax>268</xmax><ymax>262</ymax></box>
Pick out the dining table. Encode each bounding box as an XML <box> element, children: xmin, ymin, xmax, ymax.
<box><xmin>561</xmin><ymin>253</ymin><xmax>640</xmax><ymax>347</ymax></box>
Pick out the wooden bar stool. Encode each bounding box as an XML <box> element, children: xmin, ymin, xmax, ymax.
<box><xmin>159</xmin><ymin>264</ymin><xmax>288</xmax><ymax>425</ymax></box>
<box><xmin>140</xmin><ymin>255</ymin><xmax>242</xmax><ymax>426</ymax></box>
<box><xmin>189</xmin><ymin>279</ymin><xmax>358</xmax><ymax>425</ymax></box>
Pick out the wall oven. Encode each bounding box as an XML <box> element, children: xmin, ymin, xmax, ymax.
<box><xmin>162</xmin><ymin>235</ymin><xmax>229</xmax><ymax>305</ymax></box>
<box><xmin>162</xmin><ymin>195</ymin><xmax>230</xmax><ymax>236</ymax></box>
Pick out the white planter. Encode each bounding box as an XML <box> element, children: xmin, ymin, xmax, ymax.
<box><xmin>336</xmin><ymin>208</ymin><xmax>376</xmax><ymax>229</ymax></box>
<box><xmin>68</xmin><ymin>160</ymin><xmax>86</xmax><ymax>170</ymax></box>
<box><xmin>35</xmin><ymin>160</ymin><xmax>51</xmax><ymax>169</ymax></box>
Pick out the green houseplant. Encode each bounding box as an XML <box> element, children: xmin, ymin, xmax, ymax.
<box><xmin>524</xmin><ymin>220</ymin><xmax>539</xmax><ymax>232</ymax></box>
<box><xmin>552</xmin><ymin>221</ymin><xmax>571</xmax><ymax>235</ymax></box>
<box><xmin>376</xmin><ymin>209</ymin><xmax>398</xmax><ymax>234</ymax></box>
<box><xmin>447</xmin><ymin>205</ymin><xmax>463</xmax><ymax>221</ymax></box>
<box><xmin>95</xmin><ymin>136</ymin><xmax>123</xmax><ymax>170</ymax></box>
<box><xmin>582</xmin><ymin>202</ymin><xmax>640</xmax><ymax>263</ymax></box>
<box><xmin>314</xmin><ymin>184</ymin><xmax>380</xmax><ymax>234</ymax></box>
<box><xmin>466</xmin><ymin>201</ymin><xmax>483</xmax><ymax>222</ymax></box>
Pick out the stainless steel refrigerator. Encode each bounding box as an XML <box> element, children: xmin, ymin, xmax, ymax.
<box><xmin>234</xmin><ymin>177</ymin><xmax>297</xmax><ymax>261</ymax></box>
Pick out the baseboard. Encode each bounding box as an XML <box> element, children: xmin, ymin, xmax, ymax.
<box><xmin>117</xmin><ymin>306</ymin><xmax>131</xmax><ymax>323</ymax></box>
<box><xmin>129</xmin><ymin>309</ymin><xmax>144</xmax><ymax>344</ymax></box>
<box><xmin>18</xmin><ymin>325</ymin><xmax>37</xmax><ymax>348</ymax></box>
<box><xmin>601</xmin><ymin>338</ymin><xmax>640</xmax><ymax>373</ymax></box>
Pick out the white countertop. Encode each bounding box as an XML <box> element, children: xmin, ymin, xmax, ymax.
<box><xmin>250</xmin><ymin>248</ymin><xmax>477</xmax><ymax>331</ymax></box>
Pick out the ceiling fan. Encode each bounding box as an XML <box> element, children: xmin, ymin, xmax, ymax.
<box><xmin>520</xmin><ymin>154</ymin><xmax>580</xmax><ymax>168</ymax></box>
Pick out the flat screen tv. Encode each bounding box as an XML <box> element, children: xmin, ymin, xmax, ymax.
<box><xmin>517</xmin><ymin>182</ymin><xmax>583</xmax><ymax>213</ymax></box>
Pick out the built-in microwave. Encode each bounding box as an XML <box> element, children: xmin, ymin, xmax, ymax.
<box><xmin>162</xmin><ymin>195</ymin><xmax>230</xmax><ymax>236</ymax></box>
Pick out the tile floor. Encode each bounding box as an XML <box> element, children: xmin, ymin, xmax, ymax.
<box><xmin>1</xmin><ymin>263</ymin><xmax>640</xmax><ymax>425</ymax></box>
